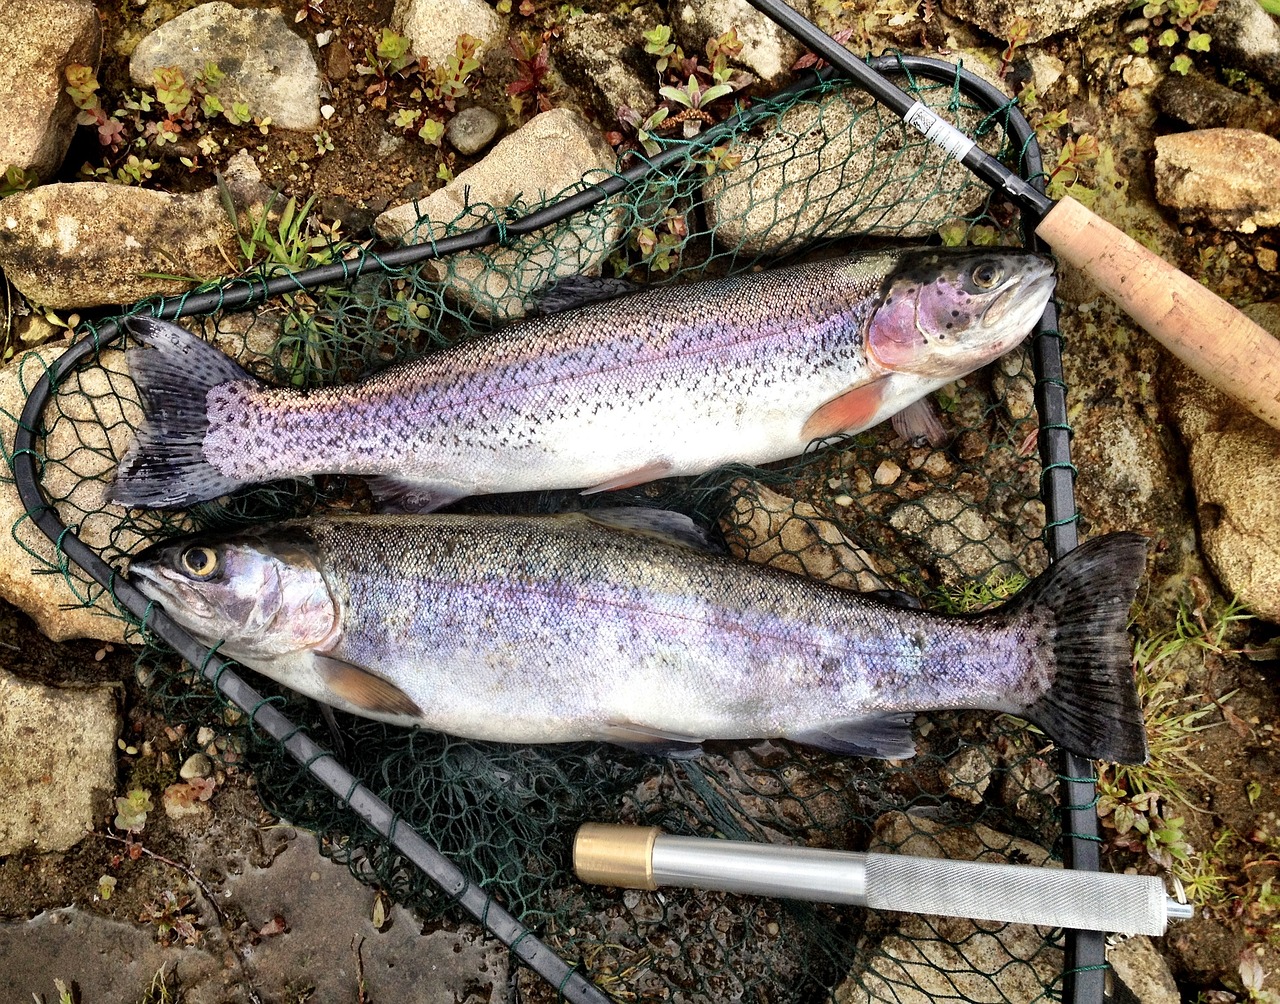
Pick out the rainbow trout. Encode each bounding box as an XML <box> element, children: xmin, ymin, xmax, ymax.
<box><xmin>110</xmin><ymin>248</ymin><xmax>1055</xmax><ymax>511</ymax></box>
<box><xmin>128</xmin><ymin>511</ymin><xmax>1148</xmax><ymax>764</ymax></box>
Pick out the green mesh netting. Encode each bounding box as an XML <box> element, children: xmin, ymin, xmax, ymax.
<box><xmin>4</xmin><ymin>67</ymin><xmax>1079</xmax><ymax>1004</ymax></box>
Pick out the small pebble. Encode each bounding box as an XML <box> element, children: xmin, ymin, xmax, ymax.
<box><xmin>196</xmin><ymin>726</ymin><xmax>216</xmax><ymax>746</ymax></box>
<box><xmin>446</xmin><ymin>106</ymin><xmax>501</xmax><ymax>156</ymax></box>
<box><xmin>1257</xmin><ymin>247</ymin><xmax>1277</xmax><ymax>272</ymax></box>
<box><xmin>315</xmin><ymin>30</ymin><xmax>332</xmax><ymax>46</ymax></box>
<box><xmin>833</xmin><ymin>493</ymin><xmax>853</xmax><ymax>507</ymax></box>
<box><xmin>873</xmin><ymin>460</ymin><xmax>901</xmax><ymax>486</ymax></box>
<box><xmin>320</xmin><ymin>104</ymin><xmax>336</xmax><ymax>120</ymax></box>
<box><xmin>180</xmin><ymin>752</ymin><xmax>214</xmax><ymax>779</ymax></box>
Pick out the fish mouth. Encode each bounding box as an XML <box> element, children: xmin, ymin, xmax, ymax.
<box><xmin>981</xmin><ymin>261</ymin><xmax>1057</xmax><ymax>333</ymax></box>
<box><xmin>128</xmin><ymin>560</ymin><xmax>216</xmax><ymax>620</ymax></box>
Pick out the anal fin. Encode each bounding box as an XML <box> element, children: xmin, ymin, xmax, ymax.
<box><xmin>365</xmin><ymin>475</ymin><xmax>467</xmax><ymax>513</ymax></box>
<box><xmin>316</xmin><ymin>655</ymin><xmax>422</xmax><ymax>719</ymax></box>
<box><xmin>802</xmin><ymin>378</ymin><xmax>890</xmax><ymax>442</ymax></box>
<box><xmin>787</xmin><ymin>712</ymin><xmax>917</xmax><ymax>760</ymax></box>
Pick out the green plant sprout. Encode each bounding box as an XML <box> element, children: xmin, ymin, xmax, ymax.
<box><xmin>1127</xmin><ymin>0</ymin><xmax>1216</xmax><ymax>75</ymax></box>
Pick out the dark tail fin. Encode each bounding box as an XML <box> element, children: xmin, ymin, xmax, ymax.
<box><xmin>1012</xmin><ymin>532</ymin><xmax>1150</xmax><ymax>764</ymax></box>
<box><xmin>110</xmin><ymin>317</ymin><xmax>257</xmax><ymax>508</ymax></box>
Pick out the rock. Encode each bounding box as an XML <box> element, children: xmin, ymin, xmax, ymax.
<box><xmin>0</xmin><ymin>664</ymin><xmax>118</xmax><ymax>854</ymax></box>
<box><xmin>392</xmin><ymin>0</ymin><xmax>506</xmax><ymax>67</ymax></box>
<box><xmin>992</xmin><ymin>347</ymin><xmax>1035</xmax><ymax>422</ymax></box>
<box><xmin>940</xmin><ymin>746</ymin><xmax>991</xmax><ymax>804</ymax></box>
<box><xmin>1156</xmin><ymin>69</ymin><xmax>1280</xmax><ymax>136</ymax></box>
<box><xmin>939</xmin><ymin>0</ymin><xmax>1129</xmax><ymax>44</ymax></box>
<box><xmin>1201</xmin><ymin>0</ymin><xmax>1280</xmax><ymax>91</ymax></box>
<box><xmin>1109</xmin><ymin>936</ymin><xmax>1180</xmax><ymax>1004</ymax></box>
<box><xmin>375</xmin><ymin>108</ymin><xmax>623</xmax><ymax>320</ymax></box>
<box><xmin>558</xmin><ymin>8</ymin><xmax>662</xmax><ymax>122</ymax></box>
<box><xmin>673</xmin><ymin>0</ymin><xmax>810</xmax><ymax>84</ymax></box>
<box><xmin>999</xmin><ymin>753</ymin><xmax>1056</xmax><ymax>828</ymax></box>
<box><xmin>1164</xmin><ymin>303</ymin><xmax>1280</xmax><ymax>622</ymax></box>
<box><xmin>887</xmin><ymin>492</ymin><xmax>1022</xmax><ymax>585</ymax></box>
<box><xmin>718</xmin><ymin>479</ymin><xmax>890</xmax><ymax>592</ymax></box>
<box><xmin>179</xmin><ymin>752</ymin><xmax>214</xmax><ymax>780</ymax></box>
<box><xmin>130</xmin><ymin>2</ymin><xmax>321</xmax><ymax>131</ymax></box>
<box><xmin>702</xmin><ymin>78</ymin><xmax>995</xmax><ymax>255</ymax></box>
<box><xmin>0</xmin><ymin>151</ymin><xmax>269</xmax><ymax>308</ymax></box>
<box><xmin>1154</xmin><ymin>129</ymin><xmax>1280</xmax><ymax>233</ymax></box>
<box><xmin>1026</xmin><ymin>50</ymin><xmax>1065</xmax><ymax>96</ymax></box>
<box><xmin>0</xmin><ymin>0</ymin><xmax>101</xmax><ymax>182</ymax></box>
<box><xmin>0</xmin><ymin>346</ymin><xmax>145</xmax><ymax>643</ymax></box>
<box><xmin>446</xmin><ymin>106</ymin><xmax>502</xmax><ymax>156</ymax></box>
<box><xmin>836</xmin><ymin>811</ymin><xmax>1059</xmax><ymax>1004</ymax></box>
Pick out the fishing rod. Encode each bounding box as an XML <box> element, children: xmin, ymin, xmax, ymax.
<box><xmin>746</xmin><ymin>0</ymin><xmax>1280</xmax><ymax>432</ymax></box>
<box><xmin>575</xmin><ymin>824</ymin><xmax>1195</xmax><ymax>936</ymax></box>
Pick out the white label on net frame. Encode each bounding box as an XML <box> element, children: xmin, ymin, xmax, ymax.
<box><xmin>903</xmin><ymin>101</ymin><xmax>976</xmax><ymax>162</ymax></box>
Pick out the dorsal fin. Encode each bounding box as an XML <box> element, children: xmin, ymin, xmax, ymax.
<box><xmin>533</xmin><ymin>275</ymin><xmax>640</xmax><ymax>314</ymax></box>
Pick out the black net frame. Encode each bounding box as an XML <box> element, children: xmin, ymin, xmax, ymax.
<box><xmin>6</xmin><ymin>55</ymin><xmax>1106</xmax><ymax>1004</ymax></box>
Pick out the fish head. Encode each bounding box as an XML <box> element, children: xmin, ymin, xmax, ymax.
<box><xmin>129</xmin><ymin>529</ymin><xmax>338</xmax><ymax>662</ymax></box>
<box><xmin>866</xmin><ymin>248</ymin><xmax>1056</xmax><ymax>379</ymax></box>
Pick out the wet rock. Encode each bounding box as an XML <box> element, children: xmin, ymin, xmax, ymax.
<box><xmin>446</xmin><ymin>106</ymin><xmax>502</xmax><ymax>156</ymax></box>
<box><xmin>375</xmin><ymin>108</ymin><xmax>622</xmax><ymax>320</ymax></box>
<box><xmin>1109</xmin><ymin>935</ymin><xmax>1180</xmax><ymax>1004</ymax></box>
<box><xmin>1156</xmin><ymin>69</ymin><xmax>1280</xmax><ymax>135</ymax></box>
<box><xmin>558</xmin><ymin>8</ymin><xmax>661</xmax><ymax>122</ymax></box>
<box><xmin>940</xmin><ymin>746</ymin><xmax>991</xmax><ymax>804</ymax></box>
<box><xmin>887</xmin><ymin>492</ymin><xmax>1022</xmax><ymax>585</ymax></box>
<box><xmin>130</xmin><ymin>2</ymin><xmax>321</xmax><ymax>131</ymax></box>
<box><xmin>836</xmin><ymin>811</ymin><xmax>1059</xmax><ymax>1004</ymax></box>
<box><xmin>393</xmin><ymin>0</ymin><xmax>506</xmax><ymax>67</ymax></box>
<box><xmin>0</xmin><ymin>664</ymin><xmax>118</xmax><ymax>854</ymax></box>
<box><xmin>1164</xmin><ymin>303</ymin><xmax>1280</xmax><ymax>623</ymax></box>
<box><xmin>0</xmin><ymin>151</ymin><xmax>269</xmax><ymax>308</ymax></box>
<box><xmin>992</xmin><ymin>347</ymin><xmax>1035</xmax><ymax>422</ymax></box>
<box><xmin>939</xmin><ymin>0</ymin><xmax>1129</xmax><ymax>44</ymax></box>
<box><xmin>703</xmin><ymin>78</ymin><xmax>994</xmax><ymax>255</ymax></box>
<box><xmin>179</xmin><ymin>752</ymin><xmax>214</xmax><ymax>780</ymax></box>
<box><xmin>1201</xmin><ymin>0</ymin><xmax>1280</xmax><ymax>91</ymax></box>
<box><xmin>0</xmin><ymin>347</ymin><xmax>143</xmax><ymax>643</ymax></box>
<box><xmin>673</xmin><ymin>0</ymin><xmax>810</xmax><ymax>84</ymax></box>
<box><xmin>0</xmin><ymin>0</ymin><xmax>101</xmax><ymax>182</ymax></box>
<box><xmin>999</xmin><ymin>754</ymin><xmax>1056</xmax><ymax>828</ymax></box>
<box><xmin>1154</xmin><ymin>128</ymin><xmax>1280</xmax><ymax>233</ymax></box>
<box><xmin>719</xmin><ymin>479</ymin><xmax>890</xmax><ymax>592</ymax></box>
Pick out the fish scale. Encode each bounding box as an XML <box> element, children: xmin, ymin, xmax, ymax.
<box><xmin>111</xmin><ymin>247</ymin><xmax>1056</xmax><ymax>511</ymax></box>
<box><xmin>130</xmin><ymin>512</ymin><xmax>1150</xmax><ymax>764</ymax></box>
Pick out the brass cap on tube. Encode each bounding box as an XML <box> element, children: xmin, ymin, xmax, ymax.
<box><xmin>573</xmin><ymin>824</ymin><xmax>660</xmax><ymax>890</ymax></box>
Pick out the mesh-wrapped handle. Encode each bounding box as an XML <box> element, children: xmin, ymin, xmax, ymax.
<box><xmin>865</xmin><ymin>852</ymin><xmax>1169</xmax><ymax>935</ymax></box>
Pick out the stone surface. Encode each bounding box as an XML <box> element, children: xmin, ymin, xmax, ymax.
<box><xmin>1156</xmin><ymin>69</ymin><xmax>1280</xmax><ymax>136</ymax></box>
<box><xmin>447</xmin><ymin>106</ymin><xmax>502</xmax><ymax>156</ymax></box>
<box><xmin>392</xmin><ymin>0</ymin><xmax>506</xmax><ymax>67</ymax></box>
<box><xmin>1109</xmin><ymin>935</ymin><xmax>1180</xmax><ymax>1004</ymax></box>
<box><xmin>1154</xmin><ymin>128</ymin><xmax>1280</xmax><ymax>233</ymax></box>
<box><xmin>1164</xmin><ymin>303</ymin><xmax>1280</xmax><ymax>623</ymax></box>
<box><xmin>130</xmin><ymin>2</ymin><xmax>321</xmax><ymax>131</ymax></box>
<box><xmin>703</xmin><ymin>77</ymin><xmax>994</xmax><ymax>255</ymax></box>
<box><xmin>0</xmin><ymin>346</ymin><xmax>145</xmax><ymax>643</ymax></box>
<box><xmin>558</xmin><ymin>8</ymin><xmax>662</xmax><ymax>122</ymax></box>
<box><xmin>674</xmin><ymin>0</ymin><xmax>809</xmax><ymax>84</ymax></box>
<box><xmin>0</xmin><ymin>151</ymin><xmax>268</xmax><ymax>308</ymax></box>
<box><xmin>939</xmin><ymin>0</ymin><xmax>1129</xmax><ymax>44</ymax></box>
<box><xmin>1202</xmin><ymin>0</ymin><xmax>1280</xmax><ymax>91</ymax></box>
<box><xmin>888</xmin><ymin>491</ymin><xmax>1022</xmax><ymax>585</ymax></box>
<box><xmin>719</xmin><ymin>479</ymin><xmax>890</xmax><ymax>592</ymax></box>
<box><xmin>0</xmin><ymin>664</ymin><xmax>118</xmax><ymax>855</ymax></box>
<box><xmin>375</xmin><ymin>108</ymin><xmax>622</xmax><ymax>320</ymax></box>
<box><xmin>0</xmin><ymin>834</ymin><xmax>510</xmax><ymax>1003</ymax></box>
<box><xmin>836</xmin><ymin>811</ymin><xmax>1060</xmax><ymax>1004</ymax></box>
<box><xmin>0</xmin><ymin>0</ymin><xmax>101</xmax><ymax>181</ymax></box>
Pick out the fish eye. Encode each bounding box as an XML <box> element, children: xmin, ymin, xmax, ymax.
<box><xmin>181</xmin><ymin>546</ymin><xmax>219</xmax><ymax>579</ymax></box>
<box><xmin>971</xmin><ymin>262</ymin><xmax>1003</xmax><ymax>289</ymax></box>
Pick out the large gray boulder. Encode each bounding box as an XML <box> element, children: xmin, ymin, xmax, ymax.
<box><xmin>0</xmin><ymin>0</ymin><xmax>101</xmax><ymax>181</ymax></box>
<box><xmin>1154</xmin><ymin>128</ymin><xmax>1280</xmax><ymax>233</ymax></box>
<box><xmin>0</xmin><ymin>664</ymin><xmax>118</xmax><ymax>855</ymax></box>
<box><xmin>130</xmin><ymin>2</ymin><xmax>321</xmax><ymax>131</ymax></box>
<box><xmin>375</xmin><ymin>108</ymin><xmax>623</xmax><ymax>320</ymax></box>
<box><xmin>940</xmin><ymin>0</ymin><xmax>1130</xmax><ymax>44</ymax></box>
<box><xmin>392</xmin><ymin>0</ymin><xmax>506</xmax><ymax>67</ymax></box>
<box><xmin>1201</xmin><ymin>0</ymin><xmax>1280</xmax><ymax>91</ymax></box>
<box><xmin>673</xmin><ymin>0</ymin><xmax>810</xmax><ymax>85</ymax></box>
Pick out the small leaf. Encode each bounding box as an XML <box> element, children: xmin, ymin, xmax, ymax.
<box><xmin>98</xmin><ymin>875</ymin><xmax>117</xmax><ymax>900</ymax></box>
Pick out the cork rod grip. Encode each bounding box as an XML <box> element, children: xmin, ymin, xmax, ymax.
<box><xmin>1035</xmin><ymin>196</ymin><xmax>1280</xmax><ymax>430</ymax></box>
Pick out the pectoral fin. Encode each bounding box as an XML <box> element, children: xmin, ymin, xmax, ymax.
<box><xmin>573</xmin><ymin>507</ymin><xmax>721</xmax><ymax>553</ymax></box>
<box><xmin>890</xmin><ymin>396</ymin><xmax>948</xmax><ymax>448</ymax></box>
<box><xmin>598</xmin><ymin>721</ymin><xmax>705</xmax><ymax>758</ymax></box>
<box><xmin>316</xmin><ymin>655</ymin><xmax>422</xmax><ymax>718</ymax></box>
<box><xmin>365</xmin><ymin>475</ymin><xmax>466</xmax><ymax>513</ymax></box>
<box><xmin>801</xmin><ymin>378</ymin><xmax>890</xmax><ymax>442</ymax></box>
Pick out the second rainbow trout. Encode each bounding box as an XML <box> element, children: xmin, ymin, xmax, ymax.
<box><xmin>110</xmin><ymin>248</ymin><xmax>1055</xmax><ymax>510</ymax></box>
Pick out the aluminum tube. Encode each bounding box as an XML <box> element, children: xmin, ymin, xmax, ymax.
<box><xmin>652</xmin><ymin>835</ymin><xmax>869</xmax><ymax>903</ymax></box>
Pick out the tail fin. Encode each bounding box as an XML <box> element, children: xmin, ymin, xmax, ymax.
<box><xmin>110</xmin><ymin>317</ymin><xmax>257</xmax><ymax>508</ymax></box>
<box><xmin>1012</xmin><ymin>532</ymin><xmax>1150</xmax><ymax>764</ymax></box>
